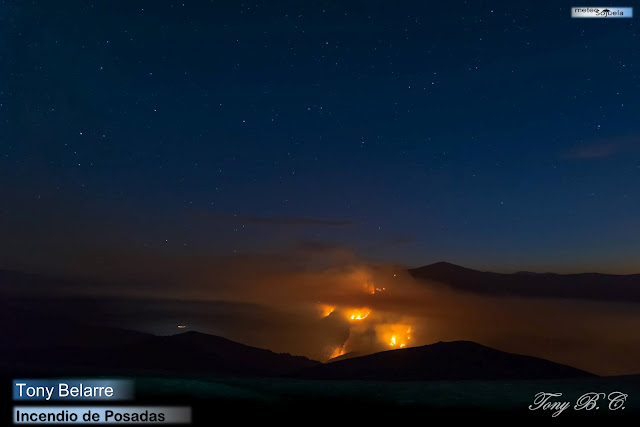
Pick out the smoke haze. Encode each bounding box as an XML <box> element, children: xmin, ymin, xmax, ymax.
<box><xmin>3</xmin><ymin>245</ymin><xmax>640</xmax><ymax>376</ymax></box>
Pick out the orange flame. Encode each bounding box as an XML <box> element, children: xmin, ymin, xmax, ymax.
<box><xmin>377</xmin><ymin>323</ymin><xmax>413</xmax><ymax>349</ymax></box>
<box><xmin>370</xmin><ymin>285</ymin><xmax>387</xmax><ymax>295</ymax></box>
<box><xmin>330</xmin><ymin>346</ymin><xmax>346</xmax><ymax>359</ymax></box>
<box><xmin>364</xmin><ymin>281</ymin><xmax>376</xmax><ymax>295</ymax></box>
<box><xmin>317</xmin><ymin>304</ymin><xmax>335</xmax><ymax>318</ymax></box>
<box><xmin>347</xmin><ymin>309</ymin><xmax>371</xmax><ymax>321</ymax></box>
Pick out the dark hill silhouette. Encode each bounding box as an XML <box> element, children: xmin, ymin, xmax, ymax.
<box><xmin>119</xmin><ymin>331</ymin><xmax>319</xmax><ymax>376</ymax></box>
<box><xmin>328</xmin><ymin>351</ymin><xmax>365</xmax><ymax>363</ymax></box>
<box><xmin>409</xmin><ymin>262</ymin><xmax>640</xmax><ymax>302</ymax></box>
<box><xmin>1</xmin><ymin>306</ymin><xmax>319</xmax><ymax>378</ymax></box>
<box><xmin>297</xmin><ymin>341</ymin><xmax>594</xmax><ymax>381</ymax></box>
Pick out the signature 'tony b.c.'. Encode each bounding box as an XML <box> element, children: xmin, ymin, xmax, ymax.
<box><xmin>529</xmin><ymin>391</ymin><xmax>628</xmax><ymax>417</ymax></box>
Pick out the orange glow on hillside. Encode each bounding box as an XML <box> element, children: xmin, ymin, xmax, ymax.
<box><xmin>347</xmin><ymin>308</ymin><xmax>371</xmax><ymax>321</ymax></box>
<box><xmin>377</xmin><ymin>323</ymin><xmax>413</xmax><ymax>349</ymax></box>
<box><xmin>330</xmin><ymin>346</ymin><xmax>346</xmax><ymax>359</ymax></box>
<box><xmin>317</xmin><ymin>304</ymin><xmax>335</xmax><ymax>318</ymax></box>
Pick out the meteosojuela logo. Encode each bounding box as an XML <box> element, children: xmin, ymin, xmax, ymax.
<box><xmin>572</xmin><ymin>7</ymin><xmax>633</xmax><ymax>18</ymax></box>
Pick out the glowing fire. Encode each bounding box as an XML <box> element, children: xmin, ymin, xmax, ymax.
<box><xmin>330</xmin><ymin>346</ymin><xmax>346</xmax><ymax>359</ymax></box>
<box><xmin>377</xmin><ymin>323</ymin><xmax>413</xmax><ymax>349</ymax></box>
<box><xmin>369</xmin><ymin>283</ymin><xmax>387</xmax><ymax>295</ymax></box>
<box><xmin>350</xmin><ymin>312</ymin><xmax>370</xmax><ymax>320</ymax></box>
<box><xmin>347</xmin><ymin>309</ymin><xmax>371</xmax><ymax>320</ymax></box>
<box><xmin>318</xmin><ymin>304</ymin><xmax>335</xmax><ymax>318</ymax></box>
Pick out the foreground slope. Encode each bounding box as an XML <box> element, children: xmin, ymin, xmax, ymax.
<box><xmin>296</xmin><ymin>341</ymin><xmax>594</xmax><ymax>381</ymax></box>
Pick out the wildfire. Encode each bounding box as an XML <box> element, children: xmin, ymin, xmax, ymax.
<box><xmin>347</xmin><ymin>309</ymin><xmax>371</xmax><ymax>321</ymax></box>
<box><xmin>377</xmin><ymin>323</ymin><xmax>413</xmax><ymax>349</ymax></box>
<box><xmin>330</xmin><ymin>346</ymin><xmax>346</xmax><ymax>359</ymax></box>
<box><xmin>350</xmin><ymin>312</ymin><xmax>370</xmax><ymax>320</ymax></box>
<box><xmin>369</xmin><ymin>283</ymin><xmax>387</xmax><ymax>295</ymax></box>
<box><xmin>318</xmin><ymin>304</ymin><xmax>335</xmax><ymax>318</ymax></box>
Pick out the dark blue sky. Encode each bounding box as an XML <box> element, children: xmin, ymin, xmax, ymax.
<box><xmin>2</xmin><ymin>1</ymin><xmax>639</xmax><ymax>273</ymax></box>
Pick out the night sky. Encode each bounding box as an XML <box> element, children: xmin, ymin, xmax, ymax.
<box><xmin>2</xmin><ymin>1</ymin><xmax>640</xmax><ymax>273</ymax></box>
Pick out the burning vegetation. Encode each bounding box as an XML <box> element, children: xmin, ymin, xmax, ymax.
<box><xmin>380</xmin><ymin>324</ymin><xmax>412</xmax><ymax>349</ymax></box>
<box><xmin>348</xmin><ymin>309</ymin><xmax>371</xmax><ymax>320</ymax></box>
<box><xmin>317</xmin><ymin>304</ymin><xmax>335</xmax><ymax>318</ymax></box>
<box><xmin>317</xmin><ymin>278</ymin><xmax>416</xmax><ymax>360</ymax></box>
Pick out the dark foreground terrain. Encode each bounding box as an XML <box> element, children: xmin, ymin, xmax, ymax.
<box><xmin>297</xmin><ymin>340</ymin><xmax>591</xmax><ymax>381</ymax></box>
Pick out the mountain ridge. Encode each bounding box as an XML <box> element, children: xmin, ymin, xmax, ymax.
<box><xmin>408</xmin><ymin>262</ymin><xmax>640</xmax><ymax>302</ymax></box>
<box><xmin>296</xmin><ymin>340</ymin><xmax>595</xmax><ymax>381</ymax></box>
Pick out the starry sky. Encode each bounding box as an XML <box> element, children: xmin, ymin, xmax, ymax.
<box><xmin>2</xmin><ymin>0</ymin><xmax>640</xmax><ymax>274</ymax></box>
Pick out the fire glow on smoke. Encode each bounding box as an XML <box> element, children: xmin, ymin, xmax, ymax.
<box><xmin>318</xmin><ymin>304</ymin><xmax>335</xmax><ymax>318</ymax></box>
<box><xmin>319</xmin><ymin>280</ymin><xmax>416</xmax><ymax>360</ymax></box>
<box><xmin>348</xmin><ymin>309</ymin><xmax>370</xmax><ymax>320</ymax></box>
<box><xmin>379</xmin><ymin>324</ymin><xmax>412</xmax><ymax>348</ymax></box>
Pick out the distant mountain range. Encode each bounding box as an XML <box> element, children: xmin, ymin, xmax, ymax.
<box><xmin>4</xmin><ymin>261</ymin><xmax>640</xmax><ymax>305</ymax></box>
<box><xmin>409</xmin><ymin>261</ymin><xmax>640</xmax><ymax>302</ymax></box>
<box><xmin>3</xmin><ymin>322</ymin><xmax>319</xmax><ymax>378</ymax></box>
<box><xmin>1</xmin><ymin>298</ymin><xmax>319</xmax><ymax>378</ymax></box>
